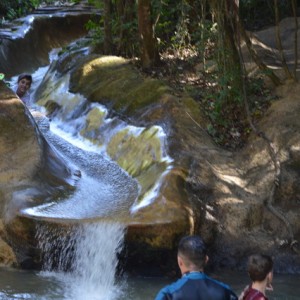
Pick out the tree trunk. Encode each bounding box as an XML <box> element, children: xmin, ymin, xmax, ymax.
<box><xmin>137</xmin><ymin>0</ymin><xmax>160</xmax><ymax>69</ymax></box>
<box><xmin>274</xmin><ymin>0</ymin><xmax>293</xmax><ymax>80</ymax></box>
<box><xmin>230</xmin><ymin>0</ymin><xmax>282</xmax><ymax>86</ymax></box>
<box><xmin>238</xmin><ymin>22</ymin><xmax>282</xmax><ymax>86</ymax></box>
<box><xmin>115</xmin><ymin>0</ymin><xmax>125</xmax><ymax>54</ymax></box>
<box><xmin>210</xmin><ymin>0</ymin><xmax>243</xmax><ymax>102</ymax></box>
<box><xmin>200</xmin><ymin>0</ymin><xmax>208</xmax><ymax>67</ymax></box>
<box><xmin>291</xmin><ymin>0</ymin><xmax>298</xmax><ymax>81</ymax></box>
<box><xmin>114</xmin><ymin>0</ymin><xmax>137</xmax><ymax>57</ymax></box>
<box><xmin>103</xmin><ymin>0</ymin><xmax>113</xmax><ymax>54</ymax></box>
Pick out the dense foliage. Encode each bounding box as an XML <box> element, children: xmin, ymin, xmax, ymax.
<box><xmin>240</xmin><ymin>0</ymin><xmax>298</xmax><ymax>30</ymax></box>
<box><xmin>0</xmin><ymin>0</ymin><xmax>79</xmax><ymax>20</ymax></box>
<box><xmin>0</xmin><ymin>0</ymin><xmax>37</xmax><ymax>20</ymax></box>
<box><xmin>85</xmin><ymin>0</ymin><xmax>298</xmax><ymax>149</ymax></box>
<box><xmin>1</xmin><ymin>0</ymin><xmax>298</xmax><ymax>149</ymax></box>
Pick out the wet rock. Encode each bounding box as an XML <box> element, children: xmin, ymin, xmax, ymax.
<box><xmin>0</xmin><ymin>220</ymin><xmax>17</xmax><ymax>267</ymax></box>
<box><xmin>0</xmin><ymin>81</ymin><xmax>79</xmax><ymax>267</ymax></box>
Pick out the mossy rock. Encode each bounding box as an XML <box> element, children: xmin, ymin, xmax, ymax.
<box><xmin>79</xmin><ymin>106</ymin><xmax>107</xmax><ymax>144</ymax></box>
<box><xmin>70</xmin><ymin>56</ymin><xmax>170</xmax><ymax>116</ymax></box>
<box><xmin>107</xmin><ymin>126</ymin><xmax>165</xmax><ymax>178</ymax></box>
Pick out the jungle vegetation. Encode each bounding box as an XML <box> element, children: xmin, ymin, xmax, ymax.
<box><xmin>0</xmin><ymin>0</ymin><xmax>299</xmax><ymax>149</ymax></box>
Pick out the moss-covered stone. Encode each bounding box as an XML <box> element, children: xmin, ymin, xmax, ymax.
<box><xmin>79</xmin><ymin>106</ymin><xmax>107</xmax><ymax>144</ymax></box>
<box><xmin>107</xmin><ymin>126</ymin><xmax>165</xmax><ymax>178</ymax></box>
<box><xmin>70</xmin><ymin>56</ymin><xmax>170</xmax><ymax>116</ymax></box>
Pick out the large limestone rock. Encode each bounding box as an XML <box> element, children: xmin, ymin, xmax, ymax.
<box><xmin>0</xmin><ymin>81</ymin><xmax>79</xmax><ymax>268</ymax></box>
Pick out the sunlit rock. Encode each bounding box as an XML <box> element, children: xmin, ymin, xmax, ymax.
<box><xmin>79</xmin><ymin>106</ymin><xmax>107</xmax><ymax>144</ymax></box>
<box><xmin>107</xmin><ymin>127</ymin><xmax>164</xmax><ymax>175</ymax></box>
<box><xmin>0</xmin><ymin>81</ymin><xmax>79</xmax><ymax>267</ymax></box>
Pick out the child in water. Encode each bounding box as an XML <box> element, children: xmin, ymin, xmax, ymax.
<box><xmin>239</xmin><ymin>254</ymin><xmax>273</xmax><ymax>300</ymax></box>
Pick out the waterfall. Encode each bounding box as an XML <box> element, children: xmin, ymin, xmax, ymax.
<box><xmin>11</xmin><ymin>48</ymin><xmax>171</xmax><ymax>299</ymax></box>
<box><xmin>36</xmin><ymin>222</ymin><xmax>126</xmax><ymax>300</ymax></box>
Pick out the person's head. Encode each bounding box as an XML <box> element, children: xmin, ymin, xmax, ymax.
<box><xmin>16</xmin><ymin>73</ymin><xmax>32</xmax><ymax>97</ymax></box>
<box><xmin>247</xmin><ymin>254</ymin><xmax>273</xmax><ymax>283</ymax></box>
<box><xmin>177</xmin><ymin>235</ymin><xmax>208</xmax><ymax>274</ymax></box>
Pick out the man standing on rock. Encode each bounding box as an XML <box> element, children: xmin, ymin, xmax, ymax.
<box><xmin>155</xmin><ymin>235</ymin><xmax>238</xmax><ymax>300</ymax></box>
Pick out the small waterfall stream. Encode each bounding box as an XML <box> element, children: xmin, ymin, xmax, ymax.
<box><xmin>8</xmin><ymin>67</ymin><xmax>131</xmax><ymax>299</ymax></box>
<box><xmin>7</xmin><ymin>60</ymin><xmax>169</xmax><ymax>299</ymax></box>
<box><xmin>36</xmin><ymin>222</ymin><xmax>126</xmax><ymax>300</ymax></box>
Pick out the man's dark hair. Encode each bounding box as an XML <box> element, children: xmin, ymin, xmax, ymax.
<box><xmin>247</xmin><ymin>254</ymin><xmax>273</xmax><ymax>282</ymax></box>
<box><xmin>178</xmin><ymin>235</ymin><xmax>207</xmax><ymax>269</ymax></box>
<box><xmin>17</xmin><ymin>73</ymin><xmax>32</xmax><ymax>84</ymax></box>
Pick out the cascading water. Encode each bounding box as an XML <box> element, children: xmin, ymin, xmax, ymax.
<box><xmin>7</xmin><ymin>47</ymin><xmax>172</xmax><ymax>299</ymax></box>
<box><xmin>7</xmin><ymin>66</ymin><xmax>134</xmax><ymax>299</ymax></box>
<box><xmin>36</xmin><ymin>222</ymin><xmax>126</xmax><ymax>300</ymax></box>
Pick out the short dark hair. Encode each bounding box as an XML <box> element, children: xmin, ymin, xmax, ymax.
<box><xmin>17</xmin><ymin>73</ymin><xmax>32</xmax><ymax>84</ymax></box>
<box><xmin>247</xmin><ymin>254</ymin><xmax>273</xmax><ymax>282</ymax></box>
<box><xmin>178</xmin><ymin>235</ymin><xmax>207</xmax><ymax>269</ymax></box>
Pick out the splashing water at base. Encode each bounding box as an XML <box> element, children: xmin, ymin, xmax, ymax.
<box><xmin>36</xmin><ymin>222</ymin><xmax>126</xmax><ymax>300</ymax></box>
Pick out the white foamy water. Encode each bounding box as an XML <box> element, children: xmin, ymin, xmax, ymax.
<box><xmin>36</xmin><ymin>222</ymin><xmax>126</xmax><ymax>300</ymax></box>
<box><xmin>23</xmin><ymin>174</ymin><xmax>133</xmax><ymax>220</ymax></box>
<box><xmin>50</xmin><ymin>118</ymin><xmax>107</xmax><ymax>154</ymax></box>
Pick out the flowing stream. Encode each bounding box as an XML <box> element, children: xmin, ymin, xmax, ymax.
<box><xmin>6</xmin><ymin>66</ymin><xmax>135</xmax><ymax>300</ymax></box>
<box><xmin>5</xmin><ymin>65</ymin><xmax>166</xmax><ymax>299</ymax></box>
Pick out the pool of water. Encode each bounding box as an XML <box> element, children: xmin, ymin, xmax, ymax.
<box><xmin>0</xmin><ymin>267</ymin><xmax>299</xmax><ymax>299</ymax></box>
